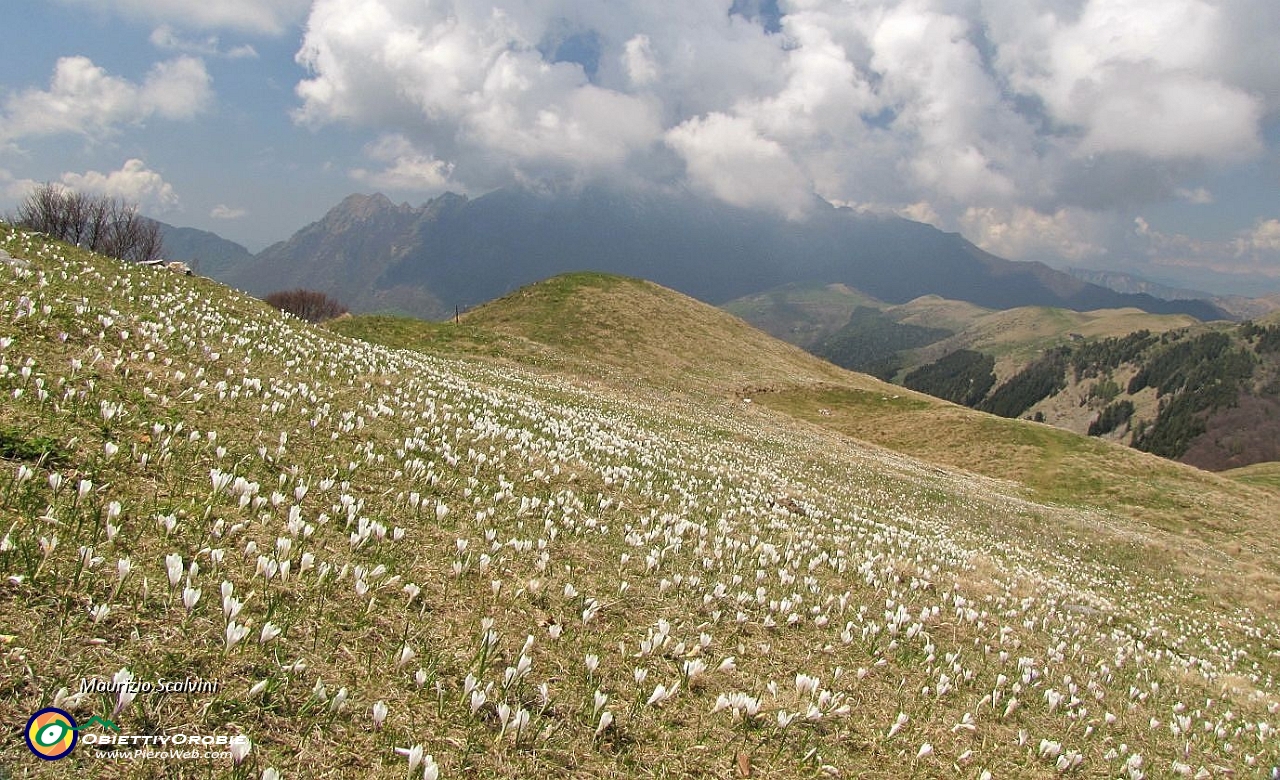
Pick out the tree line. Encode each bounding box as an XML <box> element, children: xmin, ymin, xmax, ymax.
<box><xmin>12</xmin><ymin>183</ymin><xmax>163</xmax><ymax>264</ymax></box>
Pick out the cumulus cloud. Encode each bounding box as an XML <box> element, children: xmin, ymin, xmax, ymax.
<box><xmin>621</xmin><ymin>35</ymin><xmax>659</xmax><ymax>87</ymax></box>
<box><xmin>58</xmin><ymin>159</ymin><xmax>181</xmax><ymax>213</ymax></box>
<box><xmin>55</xmin><ymin>0</ymin><xmax>308</xmax><ymax>34</ymax></box>
<box><xmin>961</xmin><ymin>207</ymin><xmax>1108</xmax><ymax>263</ymax></box>
<box><xmin>211</xmin><ymin>204</ymin><xmax>248</xmax><ymax>219</ymax></box>
<box><xmin>988</xmin><ymin>0</ymin><xmax>1266</xmax><ymax>161</ymax></box>
<box><xmin>1237</xmin><ymin>219</ymin><xmax>1280</xmax><ymax>255</ymax></box>
<box><xmin>351</xmin><ymin>134</ymin><xmax>454</xmax><ymax>191</ymax></box>
<box><xmin>665</xmin><ymin>113</ymin><xmax>810</xmax><ymax>218</ymax></box>
<box><xmin>293</xmin><ymin>0</ymin><xmax>670</xmax><ymax>186</ymax></box>
<box><xmin>1176</xmin><ymin>187</ymin><xmax>1215</xmax><ymax>205</ymax></box>
<box><xmin>0</xmin><ymin>168</ymin><xmax>39</xmax><ymax>201</ymax></box>
<box><xmin>1132</xmin><ymin>215</ymin><xmax>1280</xmax><ymax>279</ymax></box>
<box><xmin>0</xmin><ymin>56</ymin><xmax>211</xmax><ymax>142</ymax></box>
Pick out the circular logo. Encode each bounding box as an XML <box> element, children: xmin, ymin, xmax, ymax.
<box><xmin>25</xmin><ymin>707</ymin><xmax>78</xmax><ymax>760</ymax></box>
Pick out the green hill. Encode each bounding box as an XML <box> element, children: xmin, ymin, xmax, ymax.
<box><xmin>2</xmin><ymin>227</ymin><xmax>1278</xmax><ymax>778</ymax></box>
<box><xmin>720</xmin><ymin>283</ymin><xmax>888</xmax><ymax>349</ymax></box>
<box><xmin>332</xmin><ymin>273</ymin><xmax>869</xmax><ymax>399</ymax></box>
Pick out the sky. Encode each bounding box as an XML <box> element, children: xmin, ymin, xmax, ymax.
<box><xmin>1</xmin><ymin>0</ymin><xmax>1279</xmax><ymax>296</ymax></box>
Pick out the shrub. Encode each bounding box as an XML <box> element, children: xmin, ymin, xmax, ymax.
<box><xmin>264</xmin><ymin>289</ymin><xmax>349</xmax><ymax>323</ymax></box>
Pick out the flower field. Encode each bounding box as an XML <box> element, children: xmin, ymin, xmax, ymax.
<box><xmin>1</xmin><ymin>225</ymin><xmax>1277</xmax><ymax>778</ymax></box>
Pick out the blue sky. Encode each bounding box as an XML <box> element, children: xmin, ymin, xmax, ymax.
<box><xmin>2</xmin><ymin>0</ymin><xmax>1278</xmax><ymax>296</ymax></box>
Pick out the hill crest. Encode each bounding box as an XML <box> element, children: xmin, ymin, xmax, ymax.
<box><xmin>352</xmin><ymin>271</ymin><xmax>874</xmax><ymax>395</ymax></box>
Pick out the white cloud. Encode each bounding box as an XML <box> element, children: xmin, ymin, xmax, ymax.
<box><xmin>1076</xmin><ymin>72</ymin><xmax>1261</xmax><ymax>161</ymax></box>
<box><xmin>665</xmin><ymin>113</ymin><xmax>810</xmax><ymax>219</ymax></box>
<box><xmin>896</xmin><ymin>201</ymin><xmax>941</xmax><ymax>226</ymax></box>
<box><xmin>961</xmin><ymin>206</ymin><xmax>1108</xmax><ymax>263</ymax></box>
<box><xmin>0</xmin><ymin>162</ymin><xmax>177</xmax><ymax>213</ymax></box>
<box><xmin>621</xmin><ymin>34</ymin><xmax>658</xmax><ymax>87</ymax></box>
<box><xmin>211</xmin><ymin>204</ymin><xmax>248</xmax><ymax>219</ymax></box>
<box><xmin>987</xmin><ymin>0</ymin><xmax>1265</xmax><ymax>162</ymax></box>
<box><xmin>351</xmin><ymin>134</ymin><xmax>454</xmax><ymax>191</ymax></box>
<box><xmin>1237</xmin><ymin>219</ymin><xmax>1280</xmax><ymax>255</ymax></box>
<box><xmin>0</xmin><ymin>168</ymin><xmax>39</xmax><ymax>201</ymax></box>
<box><xmin>294</xmin><ymin>0</ymin><xmax>666</xmax><ymax>185</ymax></box>
<box><xmin>58</xmin><ymin>159</ymin><xmax>181</xmax><ymax>213</ymax></box>
<box><xmin>55</xmin><ymin>0</ymin><xmax>308</xmax><ymax>34</ymax></box>
<box><xmin>0</xmin><ymin>56</ymin><xmax>211</xmax><ymax>142</ymax></box>
<box><xmin>1131</xmin><ymin>215</ymin><xmax>1280</xmax><ymax>279</ymax></box>
<box><xmin>150</xmin><ymin>25</ymin><xmax>258</xmax><ymax>59</ymax></box>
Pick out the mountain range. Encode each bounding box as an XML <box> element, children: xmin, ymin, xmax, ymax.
<box><xmin>197</xmin><ymin>185</ymin><xmax>1227</xmax><ymax>321</ymax></box>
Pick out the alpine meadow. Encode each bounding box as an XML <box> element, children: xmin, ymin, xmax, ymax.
<box><xmin>2</xmin><ymin>225</ymin><xmax>1278</xmax><ymax>778</ymax></box>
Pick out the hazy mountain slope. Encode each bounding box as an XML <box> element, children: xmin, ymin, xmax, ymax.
<box><xmin>2</xmin><ymin>227</ymin><xmax>1278</xmax><ymax>777</ymax></box>
<box><xmin>234</xmin><ymin>193</ymin><xmax>447</xmax><ymax>317</ymax></box>
<box><xmin>1069</xmin><ymin>266</ymin><xmax>1280</xmax><ymax>321</ymax></box>
<box><xmin>729</xmin><ymin>283</ymin><xmax>1196</xmax><ymax>383</ymax></box>
<box><xmin>880</xmin><ymin>295</ymin><xmax>993</xmax><ymax>333</ymax></box>
<box><xmin>909</xmin><ymin>306</ymin><xmax>1200</xmax><ymax>380</ymax></box>
<box><xmin>720</xmin><ymin>283</ymin><xmax>886</xmax><ymax>350</ymax></box>
<box><xmin>727</xmin><ymin>284</ymin><xmax>1280</xmax><ymax>470</ymax></box>
<box><xmin>1067</xmin><ymin>267</ymin><xmax>1209</xmax><ymax>300</ymax></box>
<box><xmin>220</xmin><ymin>185</ymin><xmax>1227</xmax><ymax>321</ymax></box>
<box><xmin>155</xmin><ymin>221</ymin><xmax>253</xmax><ymax>277</ymax></box>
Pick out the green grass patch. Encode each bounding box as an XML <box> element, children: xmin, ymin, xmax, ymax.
<box><xmin>1222</xmin><ymin>461</ymin><xmax>1280</xmax><ymax>491</ymax></box>
<box><xmin>0</xmin><ymin>424</ymin><xmax>71</xmax><ymax>466</ymax></box>
<box><xmin>326</xmin><ymin>314</ymin><xmax>503</xmax><ymax>356</ymax></box>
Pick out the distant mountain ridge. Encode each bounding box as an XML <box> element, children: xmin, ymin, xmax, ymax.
<box><xmin>1067</xmin><ymin>266</ymin><xmax>1280</xmax><ymax>320</ymax></box>
<box><xmin>213</xmin><ymin>185</ymin><xmax>1229</xmax><ymax>321</ymax></box>
<box><xmin>155</xmin><ymin>222</ymin><xmax>253</xmax><ymax>278</ymax></box>
<box><xmin>1067</xmin><ymin>267</ymin><xmax>1208</xmax><ymax>300</ymax></box>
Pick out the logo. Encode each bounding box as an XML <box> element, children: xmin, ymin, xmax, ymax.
<box><xmin>24</xmin><ymin>708</ymin><xmax>119</xmax><ymax>760</ymax></box>
<box><xmin>25</xmin><ymin>708</ymin><xmax>77</xmax><ymax>760</ymax></box>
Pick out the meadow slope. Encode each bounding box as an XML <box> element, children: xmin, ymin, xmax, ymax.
<box><xmin>1</xmin><ymin>227</ymin><xmax>1278</xmax><ymax>779</ymax></box>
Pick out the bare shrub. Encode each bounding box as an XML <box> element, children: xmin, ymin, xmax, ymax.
<box><xmin>263</xmin><ymin>289</ymin><xmax>349</xmax><ymax>323</ymax></box>
<box><xmin>15</xmin><ymin>183</ymin><xmax>163</xmax><ymax>264</ymax></box>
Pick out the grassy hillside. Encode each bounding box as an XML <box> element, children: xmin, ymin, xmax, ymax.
<box><xmin>910</xmin><ymin>306</ymin><xmax>1199</xmax><ymax>378</ymax></box>
<box><xmin>732</xmin><ymin>285</ymin><xmax>1280</xmax><ymax>470</ymax></box>
<box><xmin>721</xmin><ymin>284</ymin><xmax>887</xmax><ymax>349</ymax></box>
<box><xmin>2</xmin><ymin>228</ymin><xmax>1278</xmax><ymax>779</ymax></box>
<box><xmin>1223</xmin><ymin>461</ymin><xmax>1280</xmax><ymax>491</ymax></box>
<box><xmin>454</xmin><ymin>273</ymin><xmax>859</xmax><ymax>393</ymax></box>
<box><xmin>726</xmin><ymin>285</ymin><xmax>1197</xmax><ymax>385</ymax></box>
